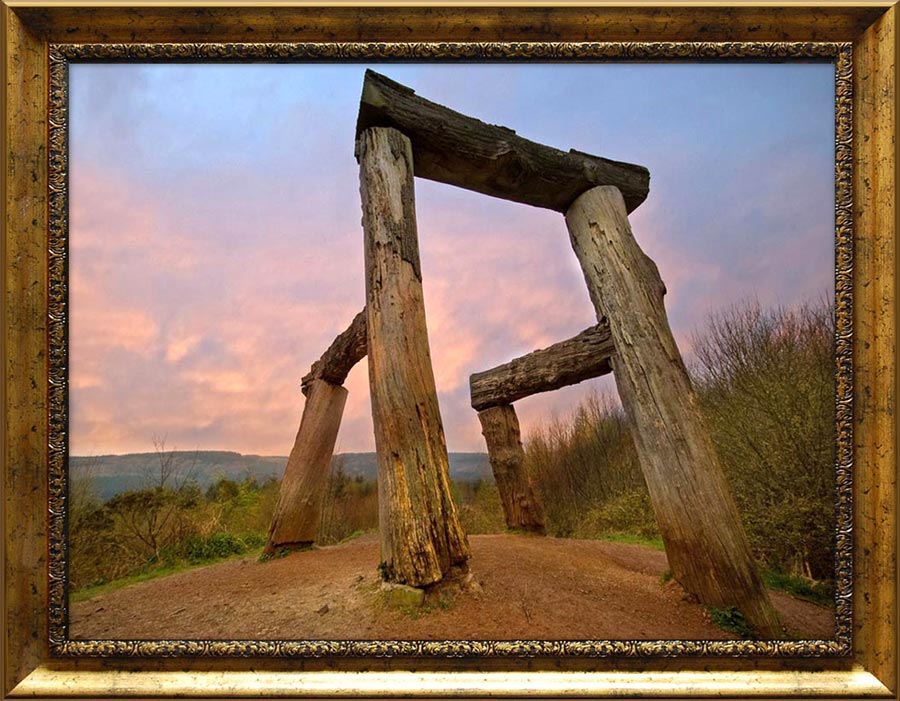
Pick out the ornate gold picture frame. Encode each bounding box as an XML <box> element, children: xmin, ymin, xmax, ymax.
<box><xmin>3</xmin><ymin>3</ymin><xmax>896</xmax><ymax>698</ymax></box>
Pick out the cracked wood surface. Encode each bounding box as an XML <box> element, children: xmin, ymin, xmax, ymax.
<box><xmin>264</xmin><ymin>379</ymin><xmax>348</xmax><ymax>555</ymax></box>
<box><xmin>356</xmin><ymin>70</ymin><xmax>649</xmax><ymax>214</ymax></box>
<box><xmin>470</xmin><ymin>322</ymin><xmax>614</xmax><ymax>411</ymax></box>
<box><xmin>360</xmin><ymin>127</ymin><xmax>470</xmax><ymax>587</ymax></box>
<box><xmin>565</xmin><ymin>185</ymin><xmax>781</xmax><ymax>638</ymax></box>
<box><xmin>300</xmin><ymin>309</ymin><xmax>366</xmax><ymax>395</ymax></box>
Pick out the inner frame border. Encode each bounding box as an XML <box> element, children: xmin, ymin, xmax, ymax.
<box><xmin>46</xmin><ymin>40</ymin><xmax>854</xmax><ymax>659</ymax></box>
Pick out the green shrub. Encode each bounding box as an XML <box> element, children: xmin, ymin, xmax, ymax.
<box><xmin>708</xmin><ymin>606</ymin><xmax>756</xmax><ymax>639</ymax></box>
<box><xmin>572</xmin><ymin>490</ymin><xmax>660</xmax><ymax>541</ymax></box>
<box><xmin>455</xmin><ymin>479</ymin><xmax>506</xmax><ymax>534</ymax></box>
<box><xmin>525</xmin><ymin>394</ymin><xmax>645</xmax><ymax>538</ymax></box>
<box><xmin>180</xmin><ymin>533</ymin><xmax>252</xmax><ymax>563</ymax></box>
<box><xmin>762</xmin><ymin>570</ymin><xmax>833</xmax><ymax>607</ymax></box>
<box><xmin>692</xmin><ymin>301</ymin><xmax>835</xmax><ymax>580</ymax></box>
<box><xmin>317</xmin><ymin>458</ymin><xmax>378</xmax><ymax>545</ymax></box>
<box><xmin>70</xmin><ymin>469</ymin><xmax>275</xmax><ymax>592</ymax></box>
<box><xmin>524</xmin><ymin>299</ymin><xmax>836</xmax><ymax>586</ymax></box>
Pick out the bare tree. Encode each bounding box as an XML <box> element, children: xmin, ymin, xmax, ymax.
<box><xmin>105</xmin><ymin>436</ymin><xmax>200</xmax><ymax>561</ymax></box>
<box><xmin>148</xmin><ymin>434</ymin><xmax>198</xmax><ymax>492</ymax></box>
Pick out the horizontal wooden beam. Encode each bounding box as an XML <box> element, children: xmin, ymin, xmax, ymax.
<box><xmin>17</xmin><ymin>7</ymin><xmax>886</xmax><ymax>44</ymax></box>
<box><xmin>356</xmin><ymin>70</ymin><xmax>650</xmax><ymax>214</ymax></box>
<box><xmin>469</xmin><ymin>322</ymin><xmax>615</xmax><ymax>411</ymax></box>
<box><xmin>300</xmin><ymin>308</ymin><xmax>366</xmax><ymax>394</ymax></box>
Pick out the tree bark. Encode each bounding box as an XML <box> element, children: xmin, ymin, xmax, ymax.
<box><xmin>565</xmin><ymin>185</ymin><xmax>781</xmax><ymax>638</ymax></box>
<box><xmin>470</xmin><ymin>322</ymin><xmax>614</xmax><ymax>411</ymax></box>
<box><xmin>300</xmin><ymin>308</ymin><xmax>367</xmax><ymax>394</ymax></box>
<box><xmin>356</xmin><ymin>70</ymin><xmax>650</xmax><ymax>214</ymax></box>
<box><xmin>359</xmin><ymin>126</ymin><xmax>471</xmax><ymax>587</ymax></box>
<box><xmin>264</xmin><ymin>379</ymin><xmax>348</xmax><ymax>556</ymax></box>
<box><xmin>477</xmin><ymin>405</ymin><xmax>546</xmax><ymax>534</ymax></box>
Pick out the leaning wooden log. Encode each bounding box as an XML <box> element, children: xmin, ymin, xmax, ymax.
<box><xmin>565</xmin><ymin>184</ymin><xmax>782</xmax><ymax>638</ymax></box>
<box><xmin>470</xmin><ymin>322</ymin><xmax>614</xmax><ymax>411</ymax></box>
<box><xmin>356</xmin><ymin>70</ymin><xmax>650</xmax><ymax>214</ymax></box>
<box><xmin>300</xmin><ymin>308</ymin><xmax>367</xmax><ymax>395</ymax></box>
<box><xmin>359</xmin><ymin>126</ymin><xmax>471</xmax><ymax>587</ymax></box>
<box><xmin>478</xmin><ymin>405</ymin><xmax>546</xmax><ymax>534</ymax></box>
<box><xmin>263</xmin><ymin>379</ymin><xmax>348</xmax><ymax>557</ymax></box>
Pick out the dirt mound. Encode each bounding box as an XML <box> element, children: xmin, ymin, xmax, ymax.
<box><xmin>71</xmin><ymin>533</ymin><xmax>833</xmax><ymax>641</ymax></box>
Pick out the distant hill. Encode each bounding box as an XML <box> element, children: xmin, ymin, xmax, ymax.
<box><xmin>70</xmin><ymin>451</ymin><xmax>492</xmax><ymax>501</ymax></box>
<box><xmin>334</xmin><ymin>452</ymin><xmax>491</xmax><ymax>483</ymax></box>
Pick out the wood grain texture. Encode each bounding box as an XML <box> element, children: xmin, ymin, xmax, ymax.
<box><xmin>852</xmin><ymin>5</ymin><xmax>897</xmax><ymax>693</ymax></box>
<box><xmin>300</xmin><ymin>308</ymin><xmax>366</xmax><ymax>395</ymax></box>
<box><xmin>470</xmin><ymin>322</ymin><xmax>614</xmax><ymax>411</ymax></box>
<box><xmin>264</xmin><ymin>380</ymin><xmax>348</xmax><ymax>556</ymax></box>
<box><xmin>360</xmin><ymin>126</ymin><xmax>470</xmax><ymax>587</ymax></box>
<box><xmin>357</xmin><ymin>70</ymin><xmax>649</xmax><ymax>214</ymax></box>
<box><xmin>3</xmin><ymin>6</ymin><xmax>48</xmax><ymax>693</ymax></box>
<box><xmin>12</xmin><ymin>6</ymin><xmax>886</xmax><ymax>43</ymax></box>
<box><xmin>565</xmin><ymin>185</ymin><xmax>781</xmax><ymax>639</ymax></box>
<box><xmin>477</xmin><ymin>405</ymin><xmax>545</xmax><ymax>534</ymax></box>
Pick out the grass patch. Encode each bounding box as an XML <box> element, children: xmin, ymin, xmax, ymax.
<box><xmin>707</xmin><ymin>606</ymin><xmax>756</xmax><ymax>639</ymax></box>
<box><xmin>71</xmin><ymin>537</ymin><xmax>265</xmax><ymax>603</ymax></box>
<box><xmin>339</xmin><ymin>529</ymin><xmax>367</xmax><ymax>543</ymax></box>
<box><xmin>763</xmin><ymin>570</ymin><xmax>833</xmax><ymax>607</ymax></box>
<box><xmin>601</xmin><ymin>533</ymin><xmax>666</xmax><ymax>551</ymax></box>
<box><xmin>399</xmin><ymin>592</ymin><xmax>456</xmax><ymax>620</ymax></box>
<box><xmin>70</xmin><ymin>563</ymin><xmax>188</xmax><ymax>603</ymax></box>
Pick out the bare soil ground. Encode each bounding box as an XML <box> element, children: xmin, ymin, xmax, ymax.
<box><xmin>71</xmin><ymin>533</ymin><xmax>833</xmax><ymax>641</ymax></box>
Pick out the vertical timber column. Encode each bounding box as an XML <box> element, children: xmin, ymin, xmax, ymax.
<box><xmin>478</xmin><ymin>405</ymin><xmax>545</xmax><ymax>533</ymax></box>
<box><xmin>264</xmin><ymin>379</ymin><xmax>348</xmax><ymax>556</ymax></box>
<box><xmin>358</xmin><ymin>126</ymin><xmax>471</xmax><ymax>587</ymax></box>
<box><xmin>565</xmin><ymin>185</ymin><xmax>781</xmax><ymax>638</ymax></box>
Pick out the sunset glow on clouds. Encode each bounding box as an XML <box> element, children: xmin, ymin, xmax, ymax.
<box><xmin>69</xmin><ymin>63</ymin><xmax>834</xmax><ymax>455</ymax></box>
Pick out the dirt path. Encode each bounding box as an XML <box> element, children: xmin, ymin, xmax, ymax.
<box><xmin>71</xmin><ymin>534</ymin><xmax>833</xmax><ymax>641</ymax></box>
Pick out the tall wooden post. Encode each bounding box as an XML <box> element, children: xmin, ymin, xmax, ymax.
<box><xmin>263</xmin><ymin>379</ymin><xmax>348</xmax><ymax>556</ymax></box>
<box><xmin>477</xmin><ymin>405</ymin><xmax>545</xmax><ymax>533</ymax></box>
<box><xmin>565</xmin><ymin>185</ymin><xmax>781</xmax><ymax>638</ymax></box>
<box><xmin>359</xmin><ymin>126</ymin><xmax>471</xmax><ymax>587</ymax></box>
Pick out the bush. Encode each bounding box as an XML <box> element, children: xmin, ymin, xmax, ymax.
<box><xmin>524</xmin><ymin>299</ymin><xmax>836</xmax><ymax>583</ymax></box>
<box><xmin>572</xmin><ymin>490</ymin><xmax>659</xmax><ymax>541</ymax></box>
<box><xmin>317</xmin><ymin>458</ymin><xmax>378</xmax><ymax>544</ymax></box>
<box><xmin>525</xmin><ymin>393</ymin><xmax>646</xmax><ymax>538</ymax></box>
<box><xmin>69</xmin><ymin>471</ymin><xmax>277</xmax><ymax>592</ymax></box>
<box><xmin>455</xmin><ymin>479</ymin><xmax>506</xmax><ymax>534</ymax></box>
<box><xmin>692</xmin><ymin>300</ymin><xmax>835</xmax><ymax>580</ymax></box>
<box><xmin>180</xmin><ymin>533</ymin><xmax>254</xmax><ymax>563</ymax></box>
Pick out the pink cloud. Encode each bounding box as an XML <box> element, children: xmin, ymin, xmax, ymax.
<box><xmin>69</xmin><ymin>122</ymin><xmax>832</xmax><ymax>457</ymax></box>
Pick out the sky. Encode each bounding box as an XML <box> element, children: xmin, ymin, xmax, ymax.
<box><xmin>68</xmin><ymin>62</ymin><xmax>835</xmax><ymax>456</ymax></box>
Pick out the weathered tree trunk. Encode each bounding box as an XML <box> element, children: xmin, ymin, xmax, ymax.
<box><xmin>477</xmin><ymin>405</ymin><xmax>545</xmax><ymax>534</ymax></box>
<box><xmin>470</xmin><ymin>321</ymin><xmax>614</xmax><ymax>411</ymax></box>
<box><xmin>359</xmin><ymin>126</ymin><xmax>471</xmax><ymax>587</ymax></box>
<box><xmin>300</xmin><ymin>308</ymin><xmax>367</xmax><ymax>394</ymax></box>
<box><xmin>264</xmin><ymin>379</ymin><xmax>348</xmax><ymax>556</ymax></box>
<box><xmin>356</xmin><ymin>70</ymin><xmax>650</xmax><ymax>214</ymax></box>
<box><xmin>565</xmin><ymin>185</ymin><xmax>782</xmax><ymax>638</ymax></box>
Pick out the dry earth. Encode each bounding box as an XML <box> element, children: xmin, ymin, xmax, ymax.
<box><xmin>71</xmin><ymin>533</ymin><xmax>833</xmax><ymax>641</ymax></box>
